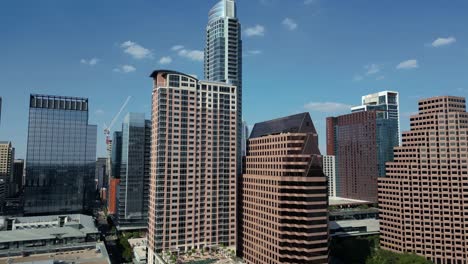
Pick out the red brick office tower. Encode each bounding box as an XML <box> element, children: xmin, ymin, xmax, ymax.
<box><xmin>242</xmin><ymin>113</ymin><xmax>329</xmax><ymax>264</ymax></box>
<box><xmin>379</xmin><ymin>96</ymin><xmax>468</xmax><ymax>264</ymax></box>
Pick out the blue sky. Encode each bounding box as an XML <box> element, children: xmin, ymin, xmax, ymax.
<box><xmin>0</xmin><ymin>0</ymin><xmax>467</xmax><ymax>158</ymax></box>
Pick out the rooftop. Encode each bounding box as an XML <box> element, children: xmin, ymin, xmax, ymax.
<box><xmin>329</xmin><ymin>197</ymin><xmax>373</xmax><ymax>206</ymax></box>
<box><xmin>250</xmin><ymin>112</ymin><xmax>317</xmax><ymax>139</ymax></box>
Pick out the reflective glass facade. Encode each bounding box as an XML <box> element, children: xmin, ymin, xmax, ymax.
<box><xmin>116</xmin><ymin>113</ymin><xmax>151</xmax><ymax>229</ymax></box>
<box><xmin>24</xmin><ymin>94</ymin><xmax>97</xmax><ymax>215</ymax></box>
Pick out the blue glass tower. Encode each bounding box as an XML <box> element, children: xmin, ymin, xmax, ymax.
<box><xmin>24</xmin><ymin>94</ymin><xmax>97</xmax><ymax>215</ymax></box>
<box><xmin>115</xmin><ymin>113</ymin><xmax>151</xmax><ymax>230</ymax></box>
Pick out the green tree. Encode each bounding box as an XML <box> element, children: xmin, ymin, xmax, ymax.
<box><xmin>366</xmin><ymin>249</ymin><xmax>433</xmax><ymax>264</ymax></box>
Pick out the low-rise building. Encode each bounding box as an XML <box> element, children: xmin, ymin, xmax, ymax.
<box><xmin>0</xmin><ymin>214</ymin><xmax>100</xmax><ymax>258</ymax></box>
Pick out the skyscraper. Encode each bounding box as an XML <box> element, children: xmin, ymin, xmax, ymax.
<box><xmin>115</xmin><ymin>113</ymin><xmax>151</xmax><ymax>230</ymax></box>
<box><xmin>13</xmin><ymin>159</ymin><xmax>24</xmax><ymax>194</ymax></box>
<box><xmin>327</xmin><ymin>91</ymin><xmax>400</xmax><ymax>203</ymax></box>
<box><xmin>24</xmin><ymin>94</ymin><xmax>97</xmax><ymax>215</ymax></box>
<box><xmin>147</xmin><ymin>70</ymin><xmax>238</xmax><ymax>262</ymax></box>
<box><xmin>205</xmin><ymin>0</ymin><xmax>243</xmax><ymax>214</ymax></box>
<box><xmin>95</xmin><ymin>157</ymin><xmax>107</xmax><ymax>191</ymax></box>
<box><xmin>204</xmin><ymin>0</ymin><xmax>242</xmax><ymax>88</ymax></box>
<box><xmin>379</xmin><ymin>96</ymin><xmax>468</xmax><ymax>264</ymax></box>
<box><xmin>107</xmin><ymin>131</ymin><xmax>122</xmax><ymax>215</ymax></box>
<box><xmin>241</xmin><ymin>113</ymin><xmax>329</xmax><ymax>264</ymax></box>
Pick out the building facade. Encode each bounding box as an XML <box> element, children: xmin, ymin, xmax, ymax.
<box><xmin>24</xmin><ymin>94</ymin><xmax>97</xmax><ymax>215</ymax></box>
<box><xmin>327</xmin><ymin>92</ymin><xmax>399</xmax><ymax>203</ymax></box>
<box><xmin>323</xmin><ymin>155</ymin><xmax>336</xmax><ymax>197</ymax></box>
<box><xmin>0</xmin><ymin>142</ymin><xmax>14</xmax><ymax>199</ymax></box>
<box><xmin>13</xmin><ymin>159</ymin><xmax>24</xmax><ymax>194</ymax></box>
<box><xmin>241</xmin><ymin>113</ymin><xmax>329</xmax><ymax>264</ymax></box>
<box><xmin>379</xmin><ymin>96</ymin><xmax>468</xmax><ymax>264</ymax></box>
<box><xmin>95</xmin><ymin>157</ymin><xmax>107</xmax><ymax>192</ymax></box>
<box><xmin>147</xmin><ymin>70</ymin><xmax>238</xmax><ymax>262</ymax></box>
<box><xmin>115</xmin><ymin>113</ymin><xmax>151</xmax><ymax>230</ymax></box>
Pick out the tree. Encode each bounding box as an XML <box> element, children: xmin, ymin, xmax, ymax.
<box><xmin>366</xmin><ymin>249</ymin><xmax>433</xmax><ymax>264</ymax></box>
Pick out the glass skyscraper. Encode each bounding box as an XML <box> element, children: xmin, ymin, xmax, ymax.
<box><xmin>205</xmin><ymin>0</ymin><xmax>243</xmax><ymax>193</ymax></box>
<box><xmin>24</xmin><ymin>94</ymin><xmax>97</xmax><ymax>215</ymax></box>
<box><xmin>115</xmin><ymin>113</ymin><xmax>151</xmax><ymax>230</ymax></box>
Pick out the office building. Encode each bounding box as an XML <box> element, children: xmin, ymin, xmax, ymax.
<box><xmin>107</xmin><ymin>131</ymin><xmax>123</xmax><ymax>215</ymax></box>
<box><xmin>0</xmin><ymin>97</ymin><xmax>2</xmax><ymax>126</ymax></box>
<box><xmin>351</xmin><ymin>91</ymin><xmax>400</xmax><ymax>143</ymax></box>
<box><xmin>147</xmin><ymin>70</ymin><xmax>238</xmax><ymax>262</ymax></box>
<box><xmin>327</xmin><ymin>91</ymin><xmax>400</xmax><ymax>203</ymax></box>
<box><xmin>95</xmin><ymin>157</ymin><xmax>107</xmax><ymax>191</ymax></box>
<box><xmin>379</xmin><ymin>96</ymin><xmax>468</xmax><ymax>264</ymax></box>
<box><xmin>241</xmin><ymin>121</ymin><xmax>249</xmax><ymax>157</ymax></box>
<box><xmin>323</xmin><ymin>155</ymin><xmax>336</xmax><ymax>197</ymax></box>
<box><xmin>13</xmin><ymin>159</ymin><xmax>24</xmax><ymax>194</ymax></box>
<box><xmin>241</xmin><ymin>113</ymin><xmax>329</xmax><ymax>264</ymax></box>
<box><xmin>115</xmin><ymin>113</ymin><xmax>151</xmax><ymax>230</ymax></box>
<box><xmin>0</xmin><ymin>214</ymin><xmax>103</xmax><ymax>259</ymax></box>
<box><xmin>24</xmin><ymin>94</ymin><xmax>97</xmax><ymax>215</ymax></box>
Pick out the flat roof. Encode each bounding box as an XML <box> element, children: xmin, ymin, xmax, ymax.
<box><xmin>329</xmin><ymin>196</ymin><xmax>373</xmax><ymax>206</ymax></box>
<box><xmin>0</xmin><ymin>243</ymin><xmax>110</xmax><ymax>264</ymax></box>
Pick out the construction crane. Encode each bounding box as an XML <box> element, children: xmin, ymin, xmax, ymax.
<box><xmin>104</xmin><ymin>96</ymin><xmax>131</xmax><ymax>181</ymax></box>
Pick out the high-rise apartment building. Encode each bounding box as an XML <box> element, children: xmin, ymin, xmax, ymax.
<box><xmin>24</xmin><ymin>94</ymin><xmax>97</xmax><ymax>215</ymax></box>
<box><xmin>204</xmin><ymin>0</ymin><xmax>242</xmax><ymax>89</ymax></box>
<box><xmin>114</xmin><ymin>113</ymin><xmax>151</xmax><ymax>230</ymax></box>
<box><xmin>327</xmin><ymin>91</ymin><xmax>400</xmax><ymax>203</ymax></box>
<box><xmin>147</xmin><ymin>70</ymin><xmax>238</xmax><ymax>262</ymax></box>
<box><xmin>205</xmin><ymin>0</ymin><xmax>243</xmax><ymax>212</ymax></box>
<box><xmin>241</xmin><ymin>113</ymin><xmax>329</xmax><ymax>264</ymax></box>
<box><xmin>323</xmin><ymin>155</ymin><xmax>336</xmax><ymax>197</ymax></box>
<box><xmin>379</xmin><ymin>96</ymin><xmax>468</xmax><ymax>264</ymax></box>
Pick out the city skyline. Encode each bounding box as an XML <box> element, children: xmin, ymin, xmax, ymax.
<box><xmin>1</xmin><ymin>0</ymin><xmax>467</xmax><ymax>158</ymax></box>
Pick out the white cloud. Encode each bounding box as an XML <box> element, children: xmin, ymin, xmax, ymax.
<box><xmin>95</xmin><ymin>109</ymin><xmax>105</xmax><ymax>115</ymax></box>
<box><xmin>432</xmin><ymin>37</ymin><xmax>456</xmax><ymax>47</ymax></box>
<box><xmin>248</xmin><ymin>50</ymin><xmax>262</xmax><ymax>55</ymax></box>
<box><xmin>304</xmin><ymin>0</ymin><xmax>318</xmax><ymax>4</ymax></box>
<box><xmin>171</xmin><ymin>45</ymin><xmax>184</xmax><ymax>51</ymax></box>
<box><xmin>80</xmin><ymin>58</ymin><xmax>99</xmax><ymax>66</ymax></box>
<box><xmin>245</xmin><ymin>25</ymin><xmax>265</xmax><ymax>37</ymax></box>
<box><xmin>120</xmin><ymin>41</ymin><xmax>153</xmax><ymax>59</ymax></box>
<box><xmin>304</xmin><ymin>102</ymin><xmax>352</xmax><ymax>112</ymax></box>
<box><xmin>353</xmin><ymin>75</ymin><xmax>364</xmax><ymax>82</ymax></box>
<box><xmin>376</xmin><ymin>76</ymin><xmax>385</xmax><ymax>81</ymax></box>
<box><xmin>365</xmin><ymin>64</ymin><xmax>381</xmax><ymax>75</ymax></box>
<box><xmin>178</xmin><ymin>49</ymin><xmax>204</xmax><ymax>62</ymax></box>
<box><xmin>396</xmin><ymin>59</ymin><xmax>419</xmax><ymax>70</ymax></box>
<box><xmin>159</xmin><ymin>56</ymin><xmax>172</xmax><ymax>65</ymax></box>
<box><xmin>113</xmin><ymin>65</ymin><xmax>136</xmax><ymax>73</ymax></box>
<box><xmin>282</xmin><ymin>18</ymin><xmax>298</xmax><ymax>31</ymax></box>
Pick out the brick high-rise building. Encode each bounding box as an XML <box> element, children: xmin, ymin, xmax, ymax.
<box><xmin>379</xmin><ymin>96</ymin><xmax>468</xmax><ymax>264</ymax></box>
<box><xmin>327</xmin><ymin>92</ymin><xmax>399</xmax><ymax>203</ymax></box>
<box><xmin>241</xmin><ymin>113</ymin><xmax>329</xmax><ymax>264</ymax></box>
<box><xmin>147</xmin><ymin>70</ymin><xmax>238</xmax><ymax>262</ymax></box>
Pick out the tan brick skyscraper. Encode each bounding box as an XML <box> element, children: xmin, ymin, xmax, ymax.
<box><xmin>147</xmin><ymin>70</ymin><xmax>238</xmax><ymax>263</ymax></box>
<box><xmin>379</xmin><ymin>96</ymin><xmax>468</xmax><ymax>264</ymax></box>
<box><xmin>241</xmin><ymin>113</ymin><xmax>329</xmax><ymax>264</ymax></box>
